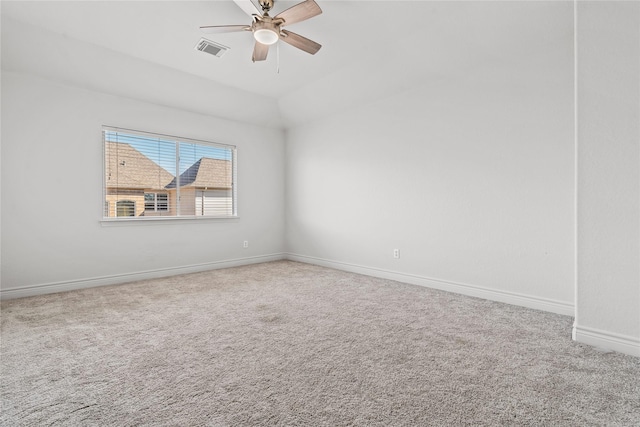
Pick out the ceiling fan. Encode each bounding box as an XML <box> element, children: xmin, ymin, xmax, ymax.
<box><xmin>200</xmin><ymin>0</ymin><xmax>322</xmax><ymax>62</ymax></box>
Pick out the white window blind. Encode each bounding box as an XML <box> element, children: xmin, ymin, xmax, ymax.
<box><xmin>103</xmin><ymin>127</ymin><xmax>236</xmax><ymax>219</ymax></box>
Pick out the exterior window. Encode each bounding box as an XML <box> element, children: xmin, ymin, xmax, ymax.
<box><xmin>145</xmin><ymin>193</ymin><xmax>169</xmax><ymax>212</ymax></box>
<box><xmin>116</xmin><ymin>200</ymin><xmax>135</xmax><ymax>217</ymax></box>
<box><xmin>157</xmin><ymin>193</ymin><xmax>168</xmax><ymax>211</ymax></box>
<box><xmin>103</xmin><ymin>127</ymin><xmax>236</xmax><ymax>220</ymax></box>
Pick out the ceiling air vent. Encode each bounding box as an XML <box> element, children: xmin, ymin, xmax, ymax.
<box><xmin>195</xmin><ymin>38</ymin><xmax>229</xmax><ymax>58</ymax></box>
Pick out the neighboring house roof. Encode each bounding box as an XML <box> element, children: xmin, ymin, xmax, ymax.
<box><xmin>166</xmin><ymin>158</ymin><xmax>232</xmax><ymax>189</ymax></box>
<box><xmin>105</xmin><ymin>142</ymin><xmax>174</xmax><ymax>190</ymax></box>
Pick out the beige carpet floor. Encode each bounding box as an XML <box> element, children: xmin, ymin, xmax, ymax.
<box><xmin>1</xmin><ymin>260</ymin><xmax>639</xmax><ymax>426</ymax></box>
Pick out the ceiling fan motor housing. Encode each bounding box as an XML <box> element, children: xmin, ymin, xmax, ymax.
<box><xmin>253</xmin><ymin>18</ymin><xmax>280</xmax><ymax>33</ymax></box>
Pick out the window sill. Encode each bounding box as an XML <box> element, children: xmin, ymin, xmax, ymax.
<box><xmin>101</xmin><ymin>216</ymin><xmax>239</xmax><ymax>226</ymax></box>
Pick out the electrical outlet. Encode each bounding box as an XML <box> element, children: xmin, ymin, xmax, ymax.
<box><xmin>243</xmin><ymin>240</ymin><xmax>249</xmax><ymax>248</ymax></box>
<box><xmin>393</xmin><ymin>249</ymin><xmax>400</xmax><ymax>259</ymax></box>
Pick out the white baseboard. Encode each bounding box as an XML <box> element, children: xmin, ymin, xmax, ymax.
<box><xmin>0</xmin><ymin>253</ymin><xmax>286</xmax><ymax>300</ymax></box>
<box><xmin>573</xmin><ymin>324</ymin><xmax>640</xmax><ymax>357</ymax></box>
<box><xmin>286</xmin><ymin>253</ymin><xmax>575</xmax><ymax>316</ymax></box>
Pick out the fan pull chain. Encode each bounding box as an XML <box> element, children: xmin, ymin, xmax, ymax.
<box><xmin>277</xmin><ymin>42</ymin><xmax>280</xmax><ymax>74</ymax></box>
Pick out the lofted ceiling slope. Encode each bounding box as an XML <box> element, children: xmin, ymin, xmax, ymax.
<box><xmin>1</xmin><ymin>1</ymin><xmax>573</xmax><ymax>129</ymax></box>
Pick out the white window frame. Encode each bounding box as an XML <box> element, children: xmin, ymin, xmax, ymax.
<box><xmin>102</xmin><ymin>126</ymin><xmax>238</xmax><ymax>223</ymax></box>
<box><xmin>144</xmin><ymin>192</ymin><xmax>169</xmax><ymax>212</ymax></box>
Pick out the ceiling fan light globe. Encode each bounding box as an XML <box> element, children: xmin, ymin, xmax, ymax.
<box><xmin>254</xmin><ymin>28</ymin><xmax>279</xmax><ymax>45</ymax></box>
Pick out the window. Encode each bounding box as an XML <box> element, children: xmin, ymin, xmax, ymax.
<box><xmin>116</xmin><ymin>200</ymin><xmax>136</xmax><ymax>217</ymax></box>
<box><xmin>103</xmin><ymin>127</ymin><xmax>236</xmax><ymax>220</ymax></box>
<box><xmin>145</xmin><ymin>193</ymin><xmax>169</xmax><ymax>212</ymax></box>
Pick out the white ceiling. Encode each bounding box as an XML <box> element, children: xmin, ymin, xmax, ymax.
<box><xmin>1</xmin><ymin>0</ymin><xmax>573</xmax><ymax>128</ymax></box>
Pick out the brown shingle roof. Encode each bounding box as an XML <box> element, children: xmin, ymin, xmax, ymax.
<box><xmin>166</xmin><ymin>158</ymin><xmax>232</xmax><ymax>189</ymax></box>
<box><xmin>105</xmin><ymin>142</ymin><xmax>174</xmax><ymax>190</ymax></box>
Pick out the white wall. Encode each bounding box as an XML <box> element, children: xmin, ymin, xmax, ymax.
<box><xmin>1</xmin><ymin>16</ymin><xmax>283</xmax><ymax>129</ymax></box>
<box><xmin>285</xmin><ymin>26</ymin><xmax>575</xmax><ymax>315</ymax></box>
<box><xmin>575</xmin><ymin>1</ymin><xmax>640</xmax><ymax>356</ymax></box>
<box><xmin>1</xmin><ymin>71</ymin><xmax>285</xmax><ymax>297</ymax></box>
